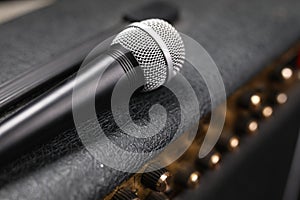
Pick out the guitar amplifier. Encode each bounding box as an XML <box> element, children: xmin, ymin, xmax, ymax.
<box><xmin>0</xmin><ymin>0</ymin><xmax>299</xmax><ymax>200</ymax></box>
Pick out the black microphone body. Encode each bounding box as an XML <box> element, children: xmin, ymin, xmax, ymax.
<box><xmin>0</xmin><ymin>45</ymin><xmax>139</xmax><ymax>165</ymax></box>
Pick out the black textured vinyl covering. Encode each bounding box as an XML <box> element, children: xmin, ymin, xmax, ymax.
<box><xmin>0</xmin><ymin>0</ymin><xmax>300</xmax><ymax>199</ymax></box>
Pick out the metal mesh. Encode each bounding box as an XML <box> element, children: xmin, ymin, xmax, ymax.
<box><xmin>112</xmin><ymin>19</ymin><xmax>185</xmax><ymax>91</ymax></box>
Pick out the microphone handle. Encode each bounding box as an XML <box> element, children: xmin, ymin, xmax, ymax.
<box><xmin>0</xmin><ymin>45</ymin><xmax>139</xmax><ymax>165</ymax></box>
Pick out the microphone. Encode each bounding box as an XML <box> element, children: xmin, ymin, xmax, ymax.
<box><xmin>0</xmin><ymin>19</ymin><xmax>185</xmax><ymax>164</ymax></box>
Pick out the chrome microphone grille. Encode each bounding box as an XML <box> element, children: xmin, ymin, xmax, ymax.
<box><xmin>112</xmin><ymin>19</ymin><xmax>185</xmax><ymax>91</ymax></box>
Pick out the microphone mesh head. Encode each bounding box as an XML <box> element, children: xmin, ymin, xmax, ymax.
<box><xmin>112</xmin><ymin>19</ymin><xmax>185</xmax><ymax>91</ymax></box>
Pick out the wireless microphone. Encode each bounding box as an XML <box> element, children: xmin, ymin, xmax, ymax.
<box><xmin>0</xmin><ymin>19</ymin><xmax>185</xmax><ymax>164</ymax></box>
